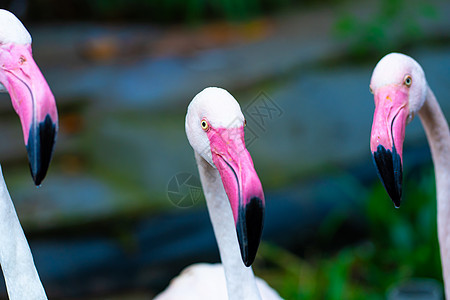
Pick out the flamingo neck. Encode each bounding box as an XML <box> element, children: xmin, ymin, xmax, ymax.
<box><xmin>418</xmin><ymin>87</ymin><xmax>450</xmax><ymax>297</ymax></box>
<box><xmin>0</xmin><ymin>166</ymin><xmax>47</xmax><ymax>300</ymax></box>
<box><xmin>195</xmin><ymin>153</ymin><xmax>262</xmax><ymax>300</ymax></box>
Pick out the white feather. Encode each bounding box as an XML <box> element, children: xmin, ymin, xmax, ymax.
<box><xmin>0</xmin><ymin>9</ymin><xmax>31</xmax><ymax>45</ymax></box>
<box><xmin>155</xmin><ymin>264</ymin><xmax>282</xmax><ymax>300</ymax></box>
<box><xmin>370</xmin><ymin>52</ymin><xmax>428</xmax><ymax>119</ymax></box>
<box><xmin>157</xmin><ymin>87</ymin><xmax>282</xmax><ymax>300</ymax></box>
<box><xmin>185</xmin><ymin>87</ymin><xmax>245</xmax><ymax>166</ymax></box>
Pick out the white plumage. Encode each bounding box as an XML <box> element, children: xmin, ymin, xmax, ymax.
<box><xmin>156</xmin><ymin>87</ymin><xmax>281</xmax><ymax>299</ymax></box>
<box><xmin>155</xmin><ymin>264</ymin><xmax>281</xmax><ymax>300</ymax></box>
<box><xmin>0</xmin><ymin>9</ymin><xmax>31</xmax><ymax>45</ymax></box>
<box><xmin>0</xmin><ymin>9</ymin><xmax>48</xmax><ymax>300</ymax></box>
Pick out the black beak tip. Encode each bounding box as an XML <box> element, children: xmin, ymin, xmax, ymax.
<box><xmin>372</xmin><ymin>145</ymin><xmax>403</xmax><ymax>207</ymax></box>
<box><xmin>29</xmin><ymin>163</ymin><xmax>48</xmax><ymax>186</ymax></box>
<box><xmin>26</xmin><ymin>115</ymin><xmax>57</xmax><ymax>186</ymax></box>
<box><xmin>236</xmin><ymin>196</ymin><xmax>264</xmax><ymax>267</ymax></box>
<box><xmin>393</xmin><ymin>197</ymin><xmax>401</xmax><ymax>208</ymax></box>
<box><xmin>30</xmin><ymin>168</ymin><xmax>43</xmax><ymax>186</ymax></box>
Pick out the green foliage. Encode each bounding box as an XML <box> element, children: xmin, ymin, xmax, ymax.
<box><xmin>333</xmin><ymin>0</ymin><xmax>440</xmax><ymax>60</ymax></box>
<box><xmin>255</xmin><ymin>164</ymin><xmax>442</xmax><ymax>299</ymax></box>
<box><xmin>367</xmin><ymin>166</ymin><xmax>441</xmax><ymax>278</ymax></box>
<box><xmin>67</xmin><ymin>0</ymin><xmax>293</xmax><ymax>23</ymax></box>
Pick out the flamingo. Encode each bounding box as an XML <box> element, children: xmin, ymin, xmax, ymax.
<box><xmin>369</xmin><ymin>53</ymin><xmax>450</xmax><ymax>296</ymax></box>
<box><xmin>155</xmin><ymin>87</ymin><xmax>281</xmax><ymax>299</ymax></box>
<box><xmin>0</xmin><ymin>9</ymin><xmax>58</xmax><ymax>300</ymax></box>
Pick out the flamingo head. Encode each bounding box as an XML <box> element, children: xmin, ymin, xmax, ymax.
<box><xmin>186</xmin><ymin>87</ymin><xmax>265</xmax><ymax>267</ymax></box>
<box><xmin>369</xmin><ymin>53</ymin><xmax>428</xmax><ymax>207</ymax></box>
<box><xmin>0</xmin><ymin>9</ymin><xmax>58</xmax><ymax>186</ymax></box>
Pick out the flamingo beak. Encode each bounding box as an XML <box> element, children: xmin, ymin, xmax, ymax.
<box><xmin>207</xmin><ymin>126</ymin><xmax>265</xmax><ymax>267</ymax></box>
<box><xmin>0</xmin><ymin>43</ymin><xmax>58</xmax><ymax>186</ymax></box>
<box><xmin>370</xmin><ymin>84</ymin><xmax>409</xmax><ymax>207</ymax></box>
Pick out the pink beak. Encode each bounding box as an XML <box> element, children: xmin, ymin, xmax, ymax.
<box><xmin>0</xmin><ymin>43</ymin><xmax>58</xmax><ymax>185</ymax></box>
<box><xmin>207</xmin><ymin>126</ymin><xmax>265</xmax><ymax>267</ymax></box>
<box><xmin>370</xmin><ymin>84</ymin><xmax>409</xmax><ymax>207</ymax></box>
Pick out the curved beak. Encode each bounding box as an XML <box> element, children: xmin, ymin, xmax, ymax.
<box><xmin>370</xmin><ymin>85</ymin><xmax>409</xmax><ymax>207</ymax></box>
<box><xmin>0</xmin><ymin>43</ymin><xmax>58</xmax><ymax>185</ymax></box>
<box><xmin>207</xmin><ymin>126</ymin><xmax>265</xmax><ymax>267</ymax></box>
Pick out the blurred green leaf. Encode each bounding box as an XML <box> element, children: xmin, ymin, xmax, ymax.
<box><xmin>420</xmin><ymin>3</ymin><xmax>439</xmax><ymax>19</ymax></box>
<box><xmin>334</xmin><ymin>14</ymin><xmax>359</xmax><ymax>38</ymax></box>
<box><xmin>332</xmin><ymin>0</ymin><xmax>443</xmax><ymax>60</ymax></box>
<box><xmin>255</xmin><ymin>163</ymin><xmax>442</xmax><ymax>299</ymax></box>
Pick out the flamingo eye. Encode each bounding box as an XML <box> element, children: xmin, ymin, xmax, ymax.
<box><xmin>404</xmin><ymin>75</ymin><xmax>412</xmax><ymax>87</ymax></box>
<box><xmin>201</xmin><ymin>119</ymin><xmax>209</xmax><ymax>131</ymax></box>
<box><xmin>369</xmin><ymin>86</ymin><xmax>373</xmax><ymax>94</ymax></box>
<box><xmin>244</xmin><ymin>119</ymin><xmax>247</xmax><ymax>127</ymax></box>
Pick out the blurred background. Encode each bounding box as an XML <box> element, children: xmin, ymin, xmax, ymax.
<box><xmin>0</xmin><ymin>0</ymin><xmax>449</xmax><ymax>299</ymax></box>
